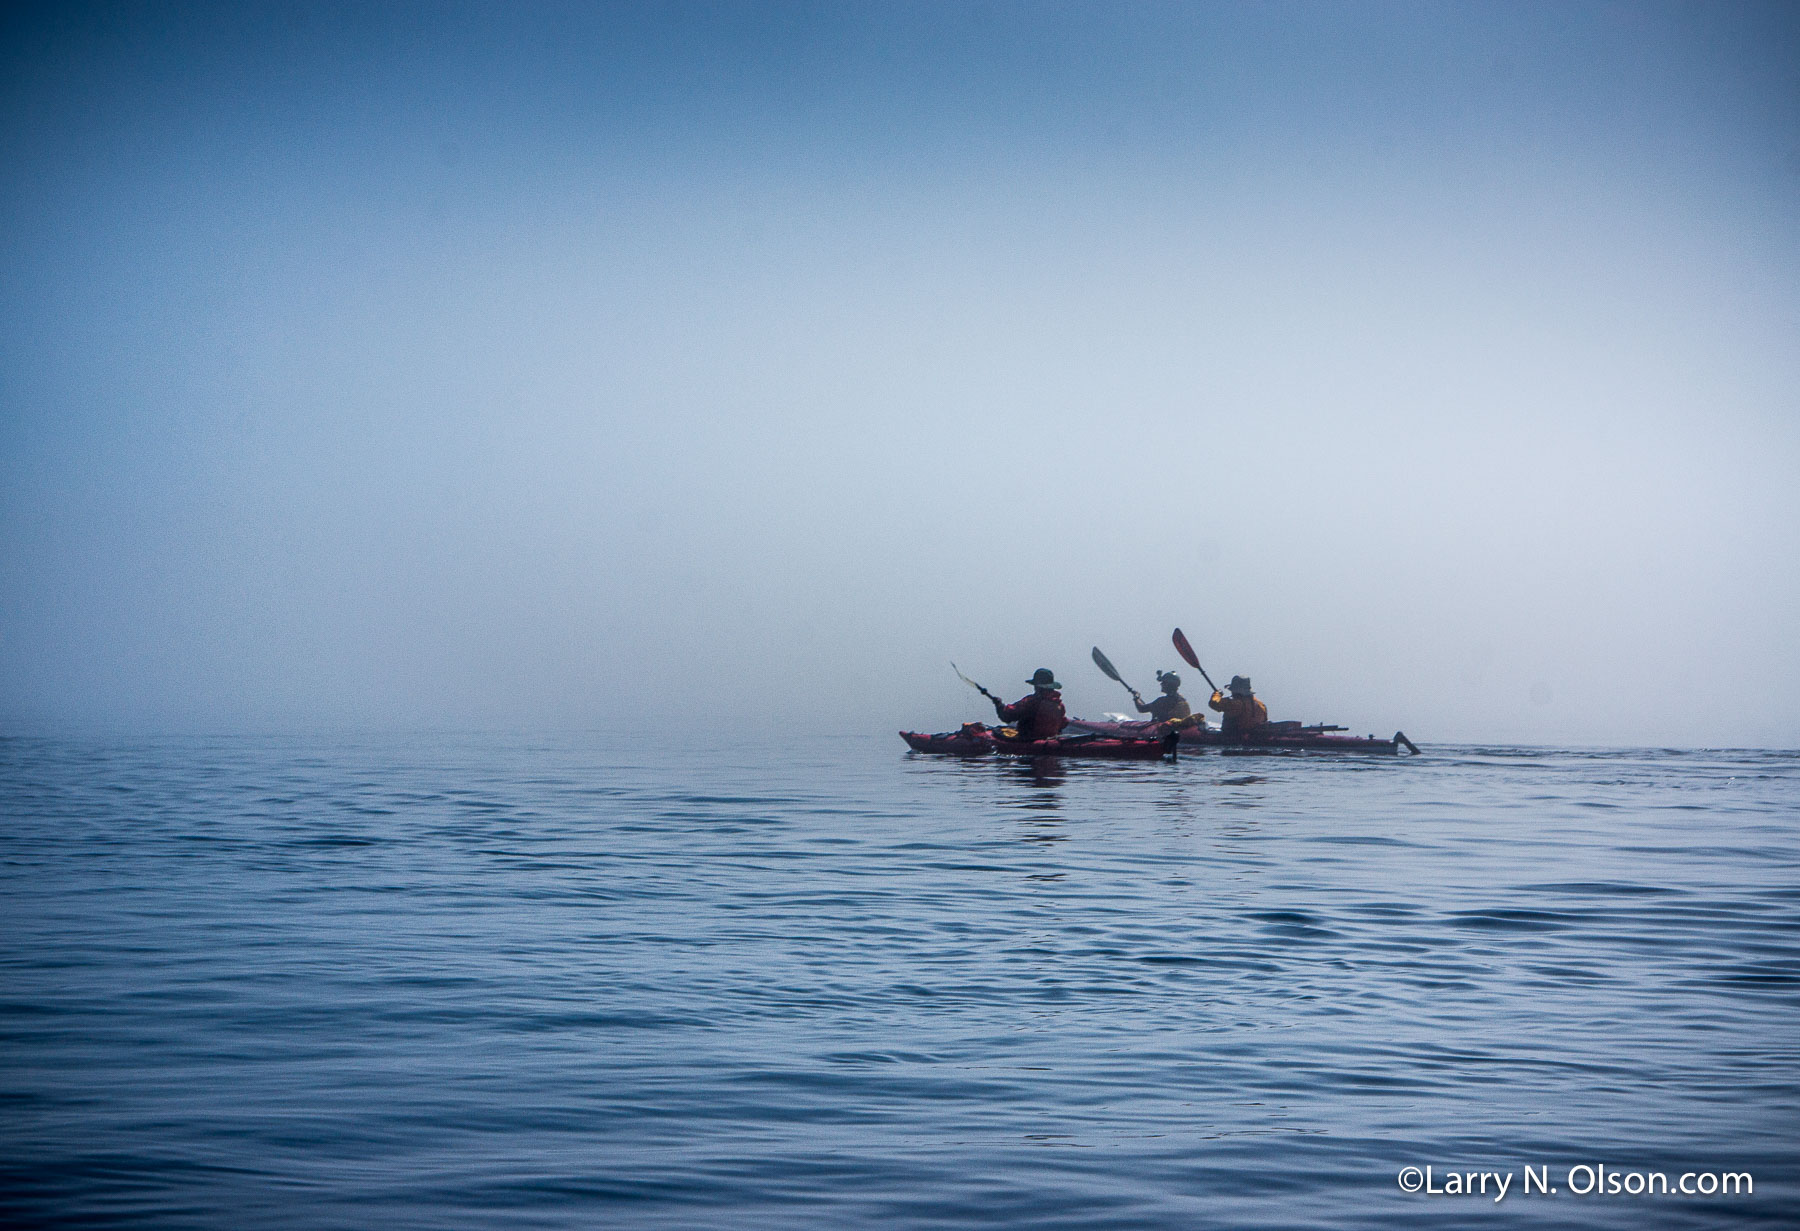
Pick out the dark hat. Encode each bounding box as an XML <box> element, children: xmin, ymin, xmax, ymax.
<box><xmin>1028</xmin><ymin>668</ymin><xmax>1061</xmax><ymax>690</ymax></box>
<box><xmin>1157</xmin><ymin>671</ymin><xmax>1181</xmax><ymax>690</ymax></box>
<box><xmin>1228</xmin><ymin>675</ymin><xmax>1252</xmax><ymax>695</ymax></box>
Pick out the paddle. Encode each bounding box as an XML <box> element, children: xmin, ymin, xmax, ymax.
<box><xmin>1170</xmin><ymin>628</ymin><xmax>1220</xmax><ymax>695</ymax></box>
<box><xmin>1090</xmin><ymin>646</ymin><xmax>1139</xmax><ymax>701</ymax></box>
<box><xmin>951</xmin><ymin>662</ymin><xmax>999</xmax><ymax>703</ymax></box>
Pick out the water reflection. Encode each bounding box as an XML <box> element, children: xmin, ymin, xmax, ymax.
<box><xmin>1008</xmin><ymin>756</ymin><xmax>1066</xmax><ymax>796</ymax></box>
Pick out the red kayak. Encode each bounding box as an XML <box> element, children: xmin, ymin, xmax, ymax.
<box><xmin>899</xmin><ymin>724</ymin><xmax>996</xmax><ymax>756</ymax></box>
<box><xmin>901</xmin><ymin>723</ymin><xmax>1176</xmax><ymax>760</ymax></box>
<box><xmin>1065</xmin><ymin>717</ymin><xmax>1420</xmax><ymax>755</ymax></box>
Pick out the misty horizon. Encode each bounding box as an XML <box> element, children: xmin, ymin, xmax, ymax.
<box><xmin>4</xmin><ymin>1</ymin><xmax>1797</xmax><ymax>748</ymax></box>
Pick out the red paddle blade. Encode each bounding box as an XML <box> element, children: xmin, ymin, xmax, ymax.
<box><xmin>1171</xmin><ymin>627</ymin><xmax>1201</xmax><ymax>670</ymax></box>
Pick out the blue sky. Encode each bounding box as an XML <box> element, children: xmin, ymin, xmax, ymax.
<box><xmin>3</xmin><ymin>1</ymin><xmax>1798</xmax><ymax>743</ymax></box>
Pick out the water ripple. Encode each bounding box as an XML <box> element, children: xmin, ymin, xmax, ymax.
<box><xmin>1</xmin><ymin>735</ymin><xmax>1795</xmax><ymax>1229</ymax></box>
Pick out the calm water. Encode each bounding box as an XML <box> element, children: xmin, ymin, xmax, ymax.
<box><xmin>1</xmin><ymin>733</ymin><xmax>1796</xmax><ymax>1229</ymax></box>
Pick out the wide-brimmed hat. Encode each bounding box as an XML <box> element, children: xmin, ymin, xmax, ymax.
<box><xmin>1228</xmin><ymin>675</ymin><xmax>1252</xmax><ymax>695</ymax></box>
<box><xmin>1028</xmin><ymin>668</ymin><xmax>1061</xmax><ymax>690</ymax></box>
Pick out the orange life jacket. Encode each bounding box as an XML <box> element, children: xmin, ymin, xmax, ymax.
<box><xmin>1209</xmin><ymin>691</ymin><xmax>1269</xmax><ymax>735</ymax></box>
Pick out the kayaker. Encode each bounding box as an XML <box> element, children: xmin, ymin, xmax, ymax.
<box><xmin>1132</xmin><ymin>671</ymin><xmax>1192</xmax><ymax>725</ymax></box>
<box><xmin>1209</xmin><ymin>676</ymin><xmax>1269</xmax><ymax>738</ymax></box>
<box><xmin>991</xmin><ymin>668</ymin><xmax>1068</xmax><ymax>741</ymax></box>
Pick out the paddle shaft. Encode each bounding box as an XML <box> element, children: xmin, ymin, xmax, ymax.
<box><xmin>951</xmin><ymin>662</ymin><xmax>1000</xmax><ymax>703</ymax></box>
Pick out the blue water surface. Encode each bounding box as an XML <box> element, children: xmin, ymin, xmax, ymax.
<box><xmin>1</xmin><ymin>733</ymin><xmax>1796</xmax><ymax>1229</ymax></box>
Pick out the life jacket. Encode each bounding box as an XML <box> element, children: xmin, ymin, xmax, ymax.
<box><xmin>1139</xmin><ymin>693</ymin><xmax>1191</xmax><ymax>723</ymax></box>
<box><xmin>1209</xmin><ymin>692</ymin><xmax>1269</xmax><ymax>735</ymax></box>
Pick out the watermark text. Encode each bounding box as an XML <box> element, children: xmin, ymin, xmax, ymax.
<box><xmin>1396</xmin><ymin>1164</ymin><xmax>1752</xmax><ymax>1203</ymax></box>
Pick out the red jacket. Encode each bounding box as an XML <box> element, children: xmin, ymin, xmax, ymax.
<box><xmin>996</xmin><ymin>690</ymin><xmax>1067</xmax><ymax>740</ymax></box>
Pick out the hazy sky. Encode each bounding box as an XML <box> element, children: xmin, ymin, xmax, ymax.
<box><xmin>3</xmin><ymin>1</ymin><xmax>1797</xmax><ymax>746</ymax></box>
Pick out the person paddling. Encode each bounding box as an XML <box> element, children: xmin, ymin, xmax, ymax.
<box><xmin>991</xmin><ymin>668</ymin><xmax>1068</xmax><ymax>741</ymax></box>
<box><xmin>1209</xmin><ymin>675</ymin><xmax>1269</xmax><ymax>738</ymax></box>
<box><xmin>1131</xmin><ymin>671</ymin><xmax>1193</xmax><ymax>725</ymax></box>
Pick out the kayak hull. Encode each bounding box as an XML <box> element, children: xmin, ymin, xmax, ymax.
<box><xmin>990</xmin><ymin>733</ymin><xmax>1173</xmax><ymax>760</ymax></box>
<box><xmin>1066</xmin><ymin>718</ymin><xmax>1419</xmax><ymax>755</ymax></box>
<box><xmin>900</xmin><ymin>725</ymin><xmax>1174</xmax><ymax>760</ymax></box>
<box><xmin>1065</xmin><ymin>717</ymin><xmax>1212</xmax><ymax>745</ymax></box>
<box><xmin>900</xmin><ymin>728</ymin><xmax>995</xmax><ymax>756</ymax></box>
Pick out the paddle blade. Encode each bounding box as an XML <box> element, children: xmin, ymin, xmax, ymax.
<box><xmin>1090</xmin><ymin>646</ymin><xmax>1122</xmax><ymax>683</ymax></box>
<box><xmin>951</xmin><ymin>661</ymin><xmax>991</xmax><ymax>697</ymax></box>
<box><xmin>1171</xmin><ymin>628</ymin><xmax>1201</xmax><ymax>670</ymax></box>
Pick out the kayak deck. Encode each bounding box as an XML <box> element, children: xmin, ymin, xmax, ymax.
<box><xmin>1065</xmin><ymin>717</ymin><xmax>1420</xmax><ymax>755</ymax></box>
<box><xmin>901</xmin><ymin>724</ymin><xmax>1176</xmax><ymax>760</ymax></box>
<box><xmin>900</xmin><ymin>728</ymin><xmax>995</xmax><ymax>756</ymax></box>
